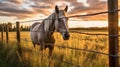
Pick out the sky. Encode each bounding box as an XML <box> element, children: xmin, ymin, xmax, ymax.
<box><xmin>0</xmin><ymin>0</ymin><xmax>119</xmax><ymax>27</ymax></box>
<box><xmin>0</xmin><ymin>0</ymin><xmax>108</xmax><ymax>20</ymax></box>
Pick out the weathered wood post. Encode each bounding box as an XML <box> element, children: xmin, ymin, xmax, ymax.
<box><xmin>6</xmin><ymin>24</ymin><xmax>9</xmax><ymax>44</ymax></box>
<box><xmin>1</xmin><ymin>24</ymin><xmax>4</xmax><ymax>43</ymax></box>
<box><xmin>16</xmin><ymin>21</ymin><xmax>22</xmax><ymax>62</ymax></box>
<box><xmin>108</xmin><ymin>0</ymin><xmax>119</xmax><ymax>67</ymax></box>
<box><xmin>16</xmin><ymin>22</ymin><xmax>20</xmax><ymax>44</ymax></box>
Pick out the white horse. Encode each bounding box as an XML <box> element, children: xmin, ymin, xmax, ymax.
<box><xmin>30</xmin><ymin>5</ymin><xmax>70</xmax><ymax>59</ymax></box>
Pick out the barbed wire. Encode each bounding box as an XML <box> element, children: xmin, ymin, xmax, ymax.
<box><xmin>54</xmin><ymin>45</ymin><xmax>120</xmax><ymax>58</ymax></box>
<box><xmin>11</xmin><ymin>9</ymin><xmax>120</xmax><ymax>24</ymax></box>
<box><xmin>70</xmin><ymin>30</ymin><xmax>120</xmax><ymax>37</ymax></box>
<box><xmin>20</xmin><ymin>38</ymin><xmax>120</xmax><ymax>58</ymax></box>
<box><xmin>68</xmin><ymin>9</ymin><xmax>120</xmax><ymax>18</ymax></box>
<box><xmin>27</xmin><ymin>30</ymin><xmax>120</xmax><ymax>37</ymax></box>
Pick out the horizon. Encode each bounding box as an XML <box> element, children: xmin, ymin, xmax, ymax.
<box><xmin>0</xmin><ymin>0</ymin><xmax>120</xmax><ymax>28</ymax></box>
<box><xmin>3</xmin><ymin>20</ymin><xmax>120</xmax><ymax>28</ymax></box>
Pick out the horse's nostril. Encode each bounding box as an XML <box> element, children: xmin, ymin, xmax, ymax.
<box><xmin>65</xmin><ymin>33</ymin><xmax>68</xmax><ymax>37</ymax></box>
<box><xmin>63</xmin><ymin>33</ymin><xmax>70</xmax><ymax>40</ymax></box>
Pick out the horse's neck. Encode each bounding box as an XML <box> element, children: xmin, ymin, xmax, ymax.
<box><xmin>43</xmin><ymin>13</ymin><xmax>56</xmax><ymax>37</ymax></box>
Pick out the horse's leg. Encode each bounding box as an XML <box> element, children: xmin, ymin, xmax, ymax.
<box><xmin>48</xmin><ymin>44</ymin><xmax>54</xmax><ymax>67</ymax></box>
<box><xmin>48</xmin><ymin>45</ymin><xmax>54</xmax><ymax>59</ymax></box>
<box><xmin>40</xmin><ymin>43</ymin><xmax>45</xmax><ymax>62</ymax></box>
<box><xmin>32</xmin><ymin>42</ymin><xmax>36</xmax><ymax>48</ymax></box>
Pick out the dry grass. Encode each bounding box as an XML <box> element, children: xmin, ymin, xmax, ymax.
<box><xmin>0</xmin><ymin>31</ymin><xmax>119</xmax><ymax>67</ymax></box>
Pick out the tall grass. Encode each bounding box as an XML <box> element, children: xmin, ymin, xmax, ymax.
<box><xmin>0</xmin><ymin>41</ymin><xmax>24</xmax><ymax>67</ymax></box>
<box><xmin>0</xmin><ymin>31</ymin><xmax>119</xmax><ymax>67</ymax></box>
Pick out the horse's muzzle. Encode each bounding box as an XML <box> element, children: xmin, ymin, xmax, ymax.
<box><xmin>62</xmin><ymin>32</ymin><xmax>70</xmax><ymax>40</ymax></box>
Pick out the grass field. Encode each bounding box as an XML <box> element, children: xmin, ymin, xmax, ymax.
<box><xmin>0</xmin><ymin>30</ymin><xmax>119</xmax><ymax>67</ymax></box>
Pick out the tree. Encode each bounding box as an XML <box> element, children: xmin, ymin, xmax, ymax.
<box><xmin>12</xmin><ymin>26</ymin><xmax>16</xmax><ymax>31</ymax></box>
<box><xmin>8</xmin><ymin>22</ymin><xmax>12</xmax><ymax>31</ymax></box>
<box><xmin>20</xmin><ymin>26</ymin><xmax>23</xmax><ymax>31</ymax></box>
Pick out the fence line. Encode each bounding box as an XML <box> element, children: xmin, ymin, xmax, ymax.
<box><xmin>68</xmin><ymin>9</ymin><xmax>120</xmax><ymax>18</ymax></box>
<box><xmin>0</xmin><ymin>5</ymin><xmax>120</xmax><ymax>67</ymax></box>
<box><xmin>20</xmin><ymin>38</ymin><xmax>120</xmax><ymax>58</ymax></box>
<box><xmin>54</xmin><ymin>45</ymin><xmax>120</xmax><ymax>58</ymax></box>
<box><xmin>11</xmin><ymin>9</ymin><xmax>120</xmax><ymax>24</ymax></box>
<box><xmin>22</xmin><ymin>30</ymin><xmax>120</xmax><ymax>37</ymax></box>
<box><xmin>70</xmin><ymin>30</ymin><xmax>120</xmax><ymax>37</ymax></box>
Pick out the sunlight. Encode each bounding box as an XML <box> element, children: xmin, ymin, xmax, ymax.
<box><xmin>55</xmin><ymin>1</ymin><xmax>70</xmax><ymax>7</ymax></box>
<box><xmin>68</xmin><ymin>6</ymin><xmax>75</xmax><ymax>12</ymax></box>
<box><xmin>101</xmin><ymin>0</ymin><xmax>107</xmax><ymax>1</ymax></box>
<box><xmin>20</xmin><ymin>1</ymin><xmax>35</xmax><ymax>10</ymax></box>
<box><xmin>77</xmin><ymin>0</ymin><xmax>89</xmax><ymax>7</ymax></box>
<box><xmin>55</xmin><ymin>2</ymin><xmax>63</xmax><ymax>6</ymax></box>
<box><xmin>0</xmin><ymin>16</ymin><xmax>16</xmax><ymax>23</ymax></box>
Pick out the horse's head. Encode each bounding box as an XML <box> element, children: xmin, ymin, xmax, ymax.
<box><xmin>54</xmin><ymin>5</ymin><xmax>70</xmax><ymax>40</ymax></box>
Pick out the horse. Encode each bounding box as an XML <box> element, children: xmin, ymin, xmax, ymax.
<box><xmin>30</xmin><ymin>5</ymin><xmax>70</xmax><ymax>60</ymax></box>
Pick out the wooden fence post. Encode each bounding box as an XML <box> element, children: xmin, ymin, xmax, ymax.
<box><xmin>16</xmin><ymin>21</ymin><xmax>22</xmax><ymax>61</ymax></box>
<box><xmin>108</xmin><ymin>0</ymin><xmax>119</xmax><ymax>67</ymax></box>
<box><xmin>6</xmin><ymin>24</ymin><xmax>9</xmax><ymax>44</ymax></box>
<box><xmin>16</xmin><ymin>22</ymin><xmax>20</xmax><ymax>44</ymax></box>
<box><xmin>1</xmin><ymin>24</ymin><xmax>4</xmax><ymax>43</ymax></box>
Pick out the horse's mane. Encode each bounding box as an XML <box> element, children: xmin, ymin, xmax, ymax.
<box><xmin>43</xmin><ymin>13</ymin><xmax>56</xmax><ymax>31</ymax></box>
<box><xmin>31</xmin><ymin>13</ymin><xmax>56</xmax><ymax>30</ymax></box>
<box><xmin>31</xmin><ymin>22</ymin><xmax>41</xmax><ymax>29</ymax></box>
<box><xmin>46</xmin><ymin>13</ymin><xmax>56</xmax><ymax>20</ymax></box>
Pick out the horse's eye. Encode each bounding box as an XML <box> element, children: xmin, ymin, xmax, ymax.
<box><xmin>58</xmin><ymin>18</ymin><xmax>61</xmax><ymax>21</ymax></box>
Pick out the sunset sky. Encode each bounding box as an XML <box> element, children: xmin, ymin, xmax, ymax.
<box><xmin>0</xmin><ymin>0</ymin><xmax>120</xmax><ymax>27</ymax></box>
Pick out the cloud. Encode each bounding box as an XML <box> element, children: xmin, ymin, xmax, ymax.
<box><xmin>0</xmin><ymin>0</ymin><xmax>116</xmax><ymax>21</ymax></box>
<box><xmin>3</xmin><ymin>0</ymin><xmax>22</xmax><ymax>4</ymax></box>
<box><xmin>0</xmin><ymin>0</ymin><xmax>38</xmax><ymax>19</ymax></box>
<box><xmin>69</xmin><ymin>0</ymin><xmax>107</xmax><ymax>15</ymax></box>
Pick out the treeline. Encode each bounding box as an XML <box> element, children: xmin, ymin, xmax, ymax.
<box><xmin>0</xmin><ymin>22</ymin><xmax>30</xmax><ymax>32</ymax></box>
<box><xmin>1</xmin><ymin>22</ymin><xmax>120</xmax><ymax>32</ymax></box>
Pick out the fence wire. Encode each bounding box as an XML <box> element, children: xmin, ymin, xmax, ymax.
<box><xmin>24</xmin><ymin>30</ymin><xmax>120</xmax><ymax>37</ymax></box>
<box><xmin>20</xmin><ymin>38</ymin><xmax>120</xmax><ymax>58</ymax></box>
<box><xmin>68</xmin><ymin>9</ymin><xmax>120</xmax><ymax>18</ymax></box>
<box><xmin>70</xmin><ymin>30</ymin><xmax>120</xmax><ymax>37</ymax></box>
<box><xmin>11</xmin><ymin>9</ymin><xmax>120</xmax><ymax>23</ymax></box>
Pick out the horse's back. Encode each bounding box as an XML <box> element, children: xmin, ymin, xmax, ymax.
<box><xmin>31</xmin><ymin>22</ymin><xmax>41</xmax><ymax>29</ymax></box>
<box><xmin>30</xmin><ymin>22</ymin><xmax>43</xmax><ymax>43</ymax></box>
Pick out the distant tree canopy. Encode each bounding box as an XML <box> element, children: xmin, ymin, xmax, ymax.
<box><xmin>1</xmin><ymin>22</ymin><xmax>120</xmax><ymax>32</ymax></box>
<box><xmin>0</xmin><ymin>22</ymin><xmax>30</xmax><ymax>32</ymax></box>
<box><xmin>8</xmin><ymin>22</ymin><xmax>12</xmax><ymax>31</ymax></box>
<box><xmin>20</xmin><ymin>25</ymin><xmax>30</xmax><ymax>31</ymax></box>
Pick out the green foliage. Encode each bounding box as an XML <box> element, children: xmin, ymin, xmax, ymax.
<box><xmin>0</xmin><ymin>42</ymin><xmax>23</xmax><ymax>67</ymax></box>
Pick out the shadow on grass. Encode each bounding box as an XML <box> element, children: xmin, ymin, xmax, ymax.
<box><xmin>0</xmin><ymin>41</ymin><xmax>31</xmax><ymax>67</ymax></box>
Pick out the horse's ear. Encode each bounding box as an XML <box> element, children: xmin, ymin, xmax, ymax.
<box><xmin>64</xmin><ymin>5</ymin><xmax>68</xmax><ymax>12</ymax></box>
<box><xmin>55</xmin><ymin>5</ymin><xmax>59</xmax><ymax>14</ymax></box>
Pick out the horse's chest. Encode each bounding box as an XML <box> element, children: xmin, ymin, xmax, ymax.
<box><xmin>37</xmin><ymin>33</ymin><xmax>55</xmax><ymax>43</ymax></box>
<box><xmin>44</xmin><ymin>36</ymin><xmax>55</xmax><ymax>43</ymax></box>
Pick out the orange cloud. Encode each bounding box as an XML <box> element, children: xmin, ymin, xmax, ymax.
<box><xmin>0</xmin><ymin>0</ymin><xmax>120</xmax><ymax>21</ymax></box>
